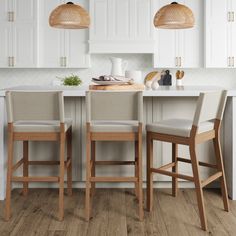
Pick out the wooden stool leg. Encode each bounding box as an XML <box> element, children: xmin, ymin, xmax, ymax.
<box><xmin>23</xmin><ymin>141</ymin><xmax>29</xmax><ymax>196</ymax></box>
<box><xmin>146</xmin><ymin>132</ymin><xmax>153</xmax><ymax>212</ymax></box>
<box><xmin>135</xmin><ymin>141</ymin><xmax>139</xmax><ymax>199</ymax></box>
<box><xmin>58</xmin><ymin>131</ymin><xmax>65</xmax><ymax>221</ymax></box>
<box><xmin>85</xmin><ymin>129</ymin><xmax>91</xmax><ymax>221</ymax></box>
<box><xmin>67</xmin><ymin>127</ymin><xmax>72</xmax><ymax>196</ymax></box>
<box><xmin>91</xmin><ymin>141</ymin><xmax>96</xmax><ymax>196</ymax></box>
<box><xmin>172</xmin><ymin>143</ymin><xmax>178</xmax><ymax>197</ymax></box>
<box><xmin>213</xmin><ymin>137</ymin><xmax>229</xmax><ymax>211</ymax></box>
<box><xmin>5</xmin><ymin>125</ymin><xmax>13</xmax><ymax>221</ymax></box>
<box><xmin>190</xmin><ymin>144</ymin><xmax>207</xmax><ymax>231</ymax></box>
<box><xmin>138</xmin><ymin>125</ymin><xmax>143</xmax><ymax>221</ymax></box>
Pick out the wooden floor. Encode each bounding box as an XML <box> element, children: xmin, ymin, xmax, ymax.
<box><xmin>0</xmin><ymin>188</ymin><xmax>235</xmax><ymax>236</ymax></box>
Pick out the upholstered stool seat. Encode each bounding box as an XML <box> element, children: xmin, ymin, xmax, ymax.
<box><xmin>146</xmin><ymin>119</ymin><xmax>214</xmax><ymax>137</ymax></box>
<box><xmin>90</xmin><ymin>120</ymin><xmax>139</xmax><ymax>132</ymax></box>
<box><xmin>13</xmin><ymin>119</ymin><xmax>72</xmax><ymax>132</ymax></box>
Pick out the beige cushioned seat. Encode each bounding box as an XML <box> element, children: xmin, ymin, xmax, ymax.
<box><xmin>13</xmin><ymin>119</ymin><xmax>72</xmax><ymax>132</ymax></box>
<box><xmin>146</xmin><ymin>119</ymin><xmax>214</xmax><ymax>137</ymax></box>
<box><xmin>90</xmin><ymin>120</ymin><xmax>139</xmax><ymax>132</ymax></box>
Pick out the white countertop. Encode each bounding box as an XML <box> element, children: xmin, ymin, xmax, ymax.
<box><xmin>1</xmin><ymin>85</ymin><xmax>236</xmax><ymax>97</ymax></box>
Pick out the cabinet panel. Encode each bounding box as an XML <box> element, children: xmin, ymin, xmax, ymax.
<box><xmin>38</xmin><ymin>0</ymin><xmax>65</xmax><ymax>67</ymax></box>
<box><xmin>13</xmin><ymin>0</ymin><xmax>35</xmax><ymax>22</ymax></box>
<box><xmin>12</xmin><ymin>24</ymin><xmax>36</xmax><ymax>67</ymax></box>
<box><xmin>90</xmin><ymin>0</ymin><xmax>108</xmax><ymax>40</ymax></box>
<box><xmin>154</xmin><ymin>30</ymin><xmax>177</xmax><ymax>68</ymax></box>
<box><xmin>180</xmin><ymin>0</ymin><xmax>203</xmax><ymax>68</ymax></box>
<box><xmin>0</xmin><ymin>25</ymin><xmax>12</xmax><ymax>67</ymax></box>
<box><xmin>89</xmin><ymin>0</ymin><xmax>155</xmax><ymax>53</ymax></box>
<box><xmin>231</xmin><ymin>0</ymin><xmax>236</xmax><ymax>67</ymax></box>
<box><xmin>205</xmin><ymin>0</ymin><xmax>229</xmax><ymax>68</ymax></box>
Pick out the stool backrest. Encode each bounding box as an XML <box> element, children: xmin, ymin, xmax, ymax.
<box><xmin>86</xmin><ymin>91</ymin><xmax>143</xmax><ymax>122</ymax></box>
<box><xmin>193</xmin><ymin>90</ymin><xmax>227</xmax><ymax>126</ymax></box>
<box><xmin>6</xmin><ymin>91</ymin><xmax>65</xmax><ymax>123</ymax></box>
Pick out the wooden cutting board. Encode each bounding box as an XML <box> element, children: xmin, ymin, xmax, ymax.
<box><xmin>89</xmin><ymin>83</ymin><xmax>145</xmax><ymax>91</ymax></box>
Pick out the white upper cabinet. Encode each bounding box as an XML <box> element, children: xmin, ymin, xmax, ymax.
<box><xmin>153</xmin><ymin>0</ymin><xmax>203</xmax><ymax>68</ymax></box>
<box><xmin>38</xmin><ymin>0</ymin><xmax>90</xmax><ymax>68</ymax></box>
<box><xmin>205</xmin><ymin>0</ymin><xmax>230</xmax><ymax>68</ymax></box>
<box><xmin>0</xmin><ymin>0</ymin><xmax>37</xmax><ymax>68</ymax></box>
<box><xmin>89</xmin><ymin>0</ymin><xmax>155</xmax><ymax>53</ymax></box>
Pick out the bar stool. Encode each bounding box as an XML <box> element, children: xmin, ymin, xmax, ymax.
<box><xmin>146</xmin><ymin>90</ymin><xmax>229</xmax><ymax>231</ymax></box>
<box><xmin>5</xmin><ymin>91</ymin><xmax>72</xmax><ymax>221</ymax></box>
<box><xmin>85</xmin><ymin>91</ymin><xmax>143</xmax><ymax>221</ymax></box>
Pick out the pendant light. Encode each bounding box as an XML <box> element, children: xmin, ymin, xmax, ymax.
<box><xmin>153</xmin><ymin>2</ymin><xmax>194</xmax><ymax>29</ymax></box>
<box><xmin>49</xmin><ymin>2</ymin><xmax>90</xmax><ymax>29</ymax></box>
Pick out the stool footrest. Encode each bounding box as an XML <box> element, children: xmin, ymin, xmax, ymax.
<box><xmin>90</xmin><ymin>176</ymin><xmax>138</xmax><ymax>182</ymax></box>
<box><xmin>201</xmin><ymin>171</ymin><xmax>222</xmax><ymax>187</ymax></box>
<box><xmin>12</xmin><ymin>158</ymin><xmax>24</xmax><ymax>172</ymax></box>
<box><xmin>150</xmin><ymin>168</ymin><xmax>194</xmax><ymax>181</ymax></box>
<box><xmin>95</xmin><ymin>161</ymin><xmax>136</xmax><ymax>166</ymax></box>
<box><xmin>177</xmin><ymin>157</ymin><xmax>217</xmax><ymax>169</ymax></box>
<box><xmin>12</xmin><ymin>176</ymin><xmax>59</xmax><ymax>182</ymax></box>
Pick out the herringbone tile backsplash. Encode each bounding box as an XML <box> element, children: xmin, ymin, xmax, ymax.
<box><xmin>0</xmin><ymin>54</ymin><xmax>236</xmax><ymax>89</ymax></box>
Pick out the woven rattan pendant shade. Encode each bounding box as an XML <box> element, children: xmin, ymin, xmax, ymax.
<box><xmin>49</xmin><ymin>2</ymin><xmax>90</xmax><ymax>29</ymax></box>
<box><xmin>154</xmin><ymin>2</ymin><xmax>194</xmax><ymax>29</ymax></box>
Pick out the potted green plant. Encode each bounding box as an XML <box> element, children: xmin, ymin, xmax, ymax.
<box><xmin>58</xmin><ymin>74</ymin><xmax>82</xmax><ymax>86</ymax></box>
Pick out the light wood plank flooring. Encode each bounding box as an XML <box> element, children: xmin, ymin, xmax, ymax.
<box><xmin>0</xmin><ymin>188</ymin><xmax>235</xmax><ymax>236</ymax></box>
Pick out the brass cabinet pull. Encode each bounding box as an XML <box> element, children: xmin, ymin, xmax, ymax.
<box><xmin>228</xmin><ymin>12</ymin><xmax>231</xmax><ymax>22</ymax></box>
<box><xmin>8</xmin><ymin>12</ymin><xmax>14</xmax><ymax>22</ymax></box>
<box><xmin>64</xmin><ymin>57</ymin><xmax>67</xmax><ymax>67</ymax></box>
<box><xmin>228</xmin><ymin>57</ymin><xmax>231</xmax><ymax>67</ymax></box>
<box><xmin>60</xmin><ymin>57</ymin><xmax>64</xmax><ymax>67</ymax></box>
<box><xmin>8</xmin><ymin>57</ymin><xmax>11</xmax><ymax>67</ymax></box>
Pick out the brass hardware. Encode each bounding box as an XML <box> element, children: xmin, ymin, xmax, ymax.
<box><xmin>175</xmin><ymin>57</ymin><xmax>178</xmax><ymax>67</ymax></box>
<box><xmin>64</xmin><ymin>57</ymin><xmax>67</xmax><ymax>67</ymax></box>
<box><xmin>8</xmin><ymin>57</ymin><xmax>11</xmax><ymax>67</ymax></box>
<box><xmin>228</xmin><ymin>57</ymin><xmax>231</xmax><ymax>67</ymax></box>
<box><xmin>228</xmin><ymin>12</ymin><xmax>231</xmax><ymax>22</ymax></box>
<box><xmin>60</xmin><ymin>57</ymin><xmax>64</xmax><ymax>67</ymax></box>
<box><xmin>8</xmin><ymin>12</ymin><xmax>11</xmax><ymax>22</ymax></box>
<box><xmin>11</xmin><ymin>11</ymin><xmax>14</xmax><ymax>22</ymax></box>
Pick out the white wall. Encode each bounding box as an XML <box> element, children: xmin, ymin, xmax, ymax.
<box><xmin>0</xmin><ymin>54</ymin><xmax>236</xmax><ymax>89</ymax></box>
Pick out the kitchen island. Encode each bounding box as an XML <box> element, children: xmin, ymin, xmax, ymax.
<box><xmin>0</xmin><ymin>86</ymin><xmax>235</xmax><ymax>200</ymax></box>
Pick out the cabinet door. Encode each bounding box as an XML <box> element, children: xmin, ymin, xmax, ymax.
<box><xmin>11</xmin><ymin>0</ymin><xmax>37</xmax><ymax>67</ymax></box>
<box><xmin>65</xmin><ymin>0</ymin><xmax>91</xmax><ymax>68</ymax></box>
<box><xmin>153</xmin><ymin>0</ymin><xmax>177</xmax><ymax>68</ymax></box>
<box><xmin>231</xmin><ymin>0</ymin><xmax>236</xmax><ymax>67</ymax></box>
<box><xmin>0</xmin><ymin>0</ymin><xmax>12</xmax><ymax>67</ymax></box>
<box><xmin>179</xmin><ymin>0</ymin><xmax>203</xmax><ymax>68</ymax></box>
<box><xmin>89</xmin><ymin>0</ymin><xmax>109</xmax><ymax>40</ymax></box>
<box><xmin>205</xmin><ymin>0</ymin><xmax>229</xmax><ymax>68</ymax></box>
<box><xmin>38</xmin><ymin>0</ymin><xmax>65</xmax><ymax>68</ymax></box>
